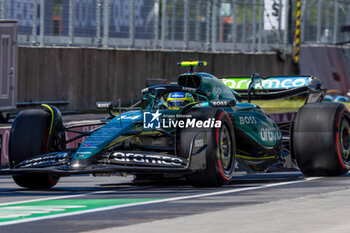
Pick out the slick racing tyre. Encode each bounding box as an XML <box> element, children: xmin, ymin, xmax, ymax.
<box><xmin>293</xmin><ymin>103</ymin><xmax>350</xmax><ymax>176</ymax></box>
<box><xmin>178</xmin><ymin>107</ymin><xmax>236</xmax><ymax>187</ymax></box>
<box><xmin>9</xmin><ymin>108</ymin><xmax>65</xmax><ymax>189</ymax></box>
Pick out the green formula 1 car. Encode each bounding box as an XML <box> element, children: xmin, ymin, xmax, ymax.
<box><xmin>2</xmin><ymin>61</ymin><xmax>350</xmax><ymax>189</ymax></box>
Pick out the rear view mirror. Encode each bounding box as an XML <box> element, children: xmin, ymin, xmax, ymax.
<box><xmin>248</xmin><ymin>73</ymin><xmax>262</xmax><ymax>103</ymax></box>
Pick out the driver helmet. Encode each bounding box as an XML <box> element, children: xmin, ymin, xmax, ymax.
<box><xmin>166</xmin><ymin>92</ymin><xmax>194</xmax><ymax>110</ymax></box>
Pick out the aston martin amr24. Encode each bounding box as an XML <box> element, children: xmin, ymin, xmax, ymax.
<box><xmin>2</xmin><ymin>61</ymin><xmax>350</xmax><ymax>188</ymax></box>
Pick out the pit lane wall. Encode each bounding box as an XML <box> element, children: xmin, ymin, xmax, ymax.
<box><xmin>17</xmin><ymin>47</ymin><xmax>292</xmax><ymax>111</ymax></box>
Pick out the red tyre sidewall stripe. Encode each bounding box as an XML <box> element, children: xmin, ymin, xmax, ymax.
<box><xmin>216</xmin><ymin>111</ymin><xmax>231</xmax><ymax>181</ymax></box>
<box><xmin>217</xmin><ymin>158</ymin><xmax>230</xmax><ymax>181</ymax></box>
<box><xmin>216</xmin><ymin>112</ymin><xmax>225</xmax><ymax>144</ymax></box>
<box><xmin>336</xmin><ymin>108</ymin><xmax>346</xmax><ymax>169</ymax></box>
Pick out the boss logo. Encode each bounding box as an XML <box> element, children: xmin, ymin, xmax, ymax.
<box><xmin>212</xmin><ymin>101</ymin><xmax>227</xmax><ymax>106</ymax></box>
<box><xmin>98</xmin><ymin>103</ymin><xmax>110</xmax><ymax>108</ymax></box>
<box><xmin>239</xmin><ymin>116</ymin><xmax>257</xmax><ymax>125</ymax></box>
<box><xmin>96</xmin><ymin>102</ymin><xmax>112</xmax><ymax>109</ymax></box>
<box><xmin>211</xmin><ymin>100</ymin><xmax>235</xmax><ymax>107</ymax></box>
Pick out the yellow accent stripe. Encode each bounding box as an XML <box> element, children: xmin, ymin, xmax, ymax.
<box><xmin>236</xmin><ymin>154</ymin><xmax>276</xmax><ymax>160</ymax></box>
<box><xmin>41</xmin><ymin>104</ymin><xmax>54</xmax><ymax>135</ymax></box>
<box><xmin>178</xmin><ymin>61</ymin><xmax>207</xmax><ymax>67</ymax></box>
<box><xmin>236</xmin><ymin>149</ymin><xmax>250</xmax><ymax>155</ymax></box>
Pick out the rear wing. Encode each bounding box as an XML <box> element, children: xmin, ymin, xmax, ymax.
<box><xmin>222</xmin><ymin>76</ymin><xmax>312</xmax><ymax>93</ymax></box>
<box><xmin>221</xmin><ymin>75</ymin><xmax>324</xmax><ymax>102</ymax></box>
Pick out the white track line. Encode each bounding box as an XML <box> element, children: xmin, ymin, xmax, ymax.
<box><xmin>0</xmin><ymin>190</ymin><xmax>117</xmax><ymax>207</ymax></box>
<box><xmin>0</xmin><ymin>177</ymin><xmax>321</xmax><ymax>226</ymax></box>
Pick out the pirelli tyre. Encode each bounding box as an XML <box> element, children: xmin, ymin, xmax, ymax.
<box><xmin>9</xmin><ymin>107</ymin><xmax>65</xmax><ymax>189</ymax></box>
<box><xmin>293</xmin><ymin>102</ymin><xmax>350</xmax><ymax>176</ymax></box>
<box><xmin>178</xmin><ymin>107</ymin><xmax>236</xmax><ymax>187</ymax></box>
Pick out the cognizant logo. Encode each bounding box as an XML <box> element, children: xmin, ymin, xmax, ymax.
<box><xmin>143</xmin><ymin>110</ymin><xmax>222</xmax><ymax>129</ymax></box>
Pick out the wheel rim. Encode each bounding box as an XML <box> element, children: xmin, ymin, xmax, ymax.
<box><xmin>340</xmin><ymin>117</ymin><xmax>350</xmax><ymax>162</ymax></box>
<box><xmin>219</xmin><ymin>125</ymin><xmax>233</xmax><ymax>172</ymax></box>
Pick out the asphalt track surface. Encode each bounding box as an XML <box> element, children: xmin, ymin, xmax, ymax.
<box><xmin>0</xmin><ymin>172</ymin><xmax>350</xmax><ymax>233</ymax></box>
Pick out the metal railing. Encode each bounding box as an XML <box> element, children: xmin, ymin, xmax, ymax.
<box><xmin>1</xmin><ymin>0</ymin><xmax>350</xmax><ymax>52</ymax></box>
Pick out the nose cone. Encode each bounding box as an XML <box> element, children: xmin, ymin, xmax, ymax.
<box><xmin>69</xmin><ymin>157</ymin><xmax>91</xmax><ymax>170</ymax></box>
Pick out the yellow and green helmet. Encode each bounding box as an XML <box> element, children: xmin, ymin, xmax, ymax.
<box><xmin>166</xmin><ymin>92</ymin><xmax>194</xmax><ymax>110</ymax></box>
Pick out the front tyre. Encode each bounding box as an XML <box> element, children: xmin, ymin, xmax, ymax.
<box><xmin>179</xmin><ymin>108</ymin><xmax>236</xmax><ymax>187</ymax></box>
<box><xmin>9</xmin><ymin>108</ymin><xmax>64</xmax><ymax>189</ymax></box>
<box><xmin>293</xmin><ymin>103</ymin><xmax>350</xmax><ymax>176</ymax></box>
<box><xmin>12</xmin><ymin>174</ymin><xmax>60</xmax><ymax>189</ymax></box>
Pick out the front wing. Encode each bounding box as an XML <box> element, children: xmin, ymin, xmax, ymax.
<box><xmin>0</xmin><ymin>132</ymin><xmax>209</xmax><ymax>176</ymax></box>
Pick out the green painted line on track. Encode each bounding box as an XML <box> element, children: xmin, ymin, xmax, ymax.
<box><xmin>0</xmin><ymin>198</ymin><xmax>157</xmax><ymax>223</ymax></box>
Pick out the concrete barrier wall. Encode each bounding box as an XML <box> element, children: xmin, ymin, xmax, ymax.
<box><xmin>299</xmin><ymin>45</ymin><xmax>350</xmax><ymax>94</ymax></box>
<box><xmin>18</xmin><ymin>47</ymin><xmax>292</xmax><ymax>111</ymax></box>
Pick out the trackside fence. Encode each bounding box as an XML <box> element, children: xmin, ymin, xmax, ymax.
<box><xmin>1</xmin><ymin>0</ymin><xmax>350</xmax><ymax>52</ymax></box>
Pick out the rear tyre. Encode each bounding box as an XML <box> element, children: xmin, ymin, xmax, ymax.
<box><xmin>178</xmin><ymin>108</ymin><xmax>236</xmax><ymax>187</ymax></box>
<box><xmin>293</xmin><ymin>103</ymin><xmax>350</xmax><ymax>176</ymax></box>
<box><xmin>9</xmin><ymin>109</ymin><xmax>63</xmax><ymax>189</ymax></box>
